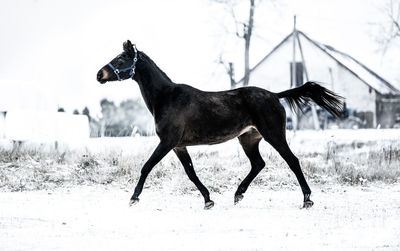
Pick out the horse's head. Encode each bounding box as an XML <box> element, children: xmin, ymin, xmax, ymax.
<box><xmin>97</xmin><ymin>40</ymin><xmax>138</xmax><ymax>84</ymax></box>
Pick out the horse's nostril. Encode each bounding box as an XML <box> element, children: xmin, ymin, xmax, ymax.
<box><xmin>97</xmin><ymin>71</ymin><xmax>103</xmax><ymax>81</ymax></box>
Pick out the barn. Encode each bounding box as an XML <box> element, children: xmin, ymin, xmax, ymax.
<box><xmin>239</xmin><ymin>29</ymin><xmax>400</xmax><ymax>129</ymax></box>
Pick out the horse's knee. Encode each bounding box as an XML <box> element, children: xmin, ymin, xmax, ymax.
<box><xmin>140</xmin><ymin>165</ymin><xmax>152</xmax><ymax>176</ymax></box>
<box><xmin>289</xmin><ymin>155</ymin><xmax>300</xmax><ymax>167</ymax></box>
<box><xmin>252</xmin><ymin>158</ymin><xmax>265</xmax><ymax>171</ymax></box>
<box><xmin>187</xmin><ymin>174</ymin><xmax>198</xmax><ymax>183</ymax></box>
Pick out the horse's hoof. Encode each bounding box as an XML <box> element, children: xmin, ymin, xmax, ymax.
<box><xmin>234</xmin><ymin>194</ymin><xmax>244</xmax><ymax>205</ymax></box>
<box><xmin>129</xmin><ymin>198</ymin><xmax>139</xmax><ymax>206</ymax></box>
<box><xmin>204</xmin><ymin>200</ymin><xmax>214</xmax><ymax>210</ymax></box>
<box><xmin>302</xmin><ymin>200</ymin><xmax>314</xmax><ymax>209</ymax></box>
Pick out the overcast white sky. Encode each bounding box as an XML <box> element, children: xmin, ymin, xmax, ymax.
<box><xmin>1</xmin><ymin>0</ymin><xmax>399</xmax><ymax>117</ymax></box>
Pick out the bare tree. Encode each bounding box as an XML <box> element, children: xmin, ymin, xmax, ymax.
<box><xmin>377</xmin><ymin>0</ymin><xmax>400</xmax><ymax>52</ymax></box>
<box><xmin>218</xmin><ymin>55</ymin><xmax>236</xmax><ymax>89</ymax></box>
<box><xmin>214</xmin><ymin>0</ymin><xmax>257</xmax><ymax>87</ymax></box>
<box><xmin>243</xmin><ymin>0</ymin><xmax>255</xmax><ymax>86</ymax></box>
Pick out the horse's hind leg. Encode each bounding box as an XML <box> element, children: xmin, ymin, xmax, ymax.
<box><xmin>263</xmin><ymin>131</ymin><xmax>314</xmax><ymax>208</ymax></box>
<box><xmin>257</xmin><ymin>120</ymin><xmax>314</xmax><ymax>208</ymax></box>
<box><xmin>235</xmin><ymin>129</ymin><xmax>265</xmax><ymax>204</ymax></box>
<box><xmin>271</xmin><ymin>137</ymin><xmax>313</xmax><ymax>208</ymax></box>
<box><xmin>174</xmin><ymin>147</ymin><xmax>214</xmax><ymax>209</ymax></box>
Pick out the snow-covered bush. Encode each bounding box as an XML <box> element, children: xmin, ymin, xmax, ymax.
<box><xmin>0</xmin><ymin>130</ymin><xmax>399</xmax><ymax>192</ymax></box>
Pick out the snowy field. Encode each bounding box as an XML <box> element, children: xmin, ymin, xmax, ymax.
<box><xmin>1</xmin><ymin>129</ymin><xmax>400</xmax><ymax>250</ymax></box>
<box><xmin>1</xmin><ymin>184</ymin><xmax>400</xmax><ymax>251</ymax></box>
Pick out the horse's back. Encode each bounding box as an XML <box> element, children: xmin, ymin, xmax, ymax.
<box><xmin>175</xmin><ymin>84</ymin><xmax>277</xmax><ymax>106</ymax></box>
<box><xmin>170</xmin><ymin>85</ymin><xmax>284</xmax><ymax>146</ymax></box>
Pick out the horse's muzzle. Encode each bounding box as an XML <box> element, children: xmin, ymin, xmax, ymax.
<box><xmin>97</xmin><ymin>69</ymin><xmax>107</xmax><ymax>84</ymax></box>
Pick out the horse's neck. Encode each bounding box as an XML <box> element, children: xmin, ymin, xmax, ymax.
<box><xmin>134</xmin><ymin>56</ymin><xmax>173</xmax><ymax>115</ymax></box>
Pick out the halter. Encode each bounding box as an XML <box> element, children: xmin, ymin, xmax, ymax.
<box><xmin>108</xmin><ymin>45</ymin><xmax>138</xmax><ymax>81</ymax></box>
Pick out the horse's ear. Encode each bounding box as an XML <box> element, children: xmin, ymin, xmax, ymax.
<box><xmin>123</xmin><ymin>40</ymin><xmax>133</xmax><ymax>53</ymax></box>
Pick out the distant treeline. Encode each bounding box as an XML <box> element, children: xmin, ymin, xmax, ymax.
<box><xmin>59</xmin><ymin>98</ymin><xmax>153</xmax><ymax>137</ymax></box>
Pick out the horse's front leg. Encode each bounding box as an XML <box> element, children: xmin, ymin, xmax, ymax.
<box><xmin>174</xmin><ymin>147</ymin><xmax>214</xmax><ymax>209</ymax></box>
<box><xmin>129</xmin><ymin>141</ymin><xmax>174</xmax><ymax>206</ymax></box>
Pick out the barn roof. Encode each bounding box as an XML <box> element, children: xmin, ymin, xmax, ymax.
<box><xmin>241</xmin><ymin>30</ymin><xmax>400</xmax><ymax>95</ymax></box>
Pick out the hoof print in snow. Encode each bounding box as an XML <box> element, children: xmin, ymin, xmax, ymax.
<box><xmin>234</xmin><ymin>194</ymin><xmax>244</xmax><ymax>205</ymax></box>
<box><xmin>204</xmin><ymin>200</ymin><xmax>214</xmax><ymax>210</ymax></box>
<box><xmin>129</xmin><ymin>198</ymin><xmax>140</xmax><ymax>206</ymax></box>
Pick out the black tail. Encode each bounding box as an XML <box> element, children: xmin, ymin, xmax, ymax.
<box><xmin>277</xmin><ymin>81</ymin><xmax>345</xmax><ymax>118</ymax></box>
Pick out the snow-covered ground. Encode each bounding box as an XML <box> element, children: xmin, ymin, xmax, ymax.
<box><xmin>1</xmin><ymin>129</ymin><xmax>400</xmax><ymax>250</ymax></box>
<box><xmin>1</xmin><ymin>184</ymin><xmax>400</xmax><ymax>251</ymax></box>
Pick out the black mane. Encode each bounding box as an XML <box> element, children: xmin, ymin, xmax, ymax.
<box><xmin>139</xmin><ymin>51</ymin><xmax>172</xmax><ymax>83</ymax></box>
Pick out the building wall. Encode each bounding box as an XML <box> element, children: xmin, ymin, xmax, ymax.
<box><xmin>376</xmin><ymin>94</ymin><xmax>400</xmax><ymax>128</ymax></box>
<box><xmin>335</xmin><ymin>66</ymin><xmax>376</xmax><ymax>127</ymax></box>
<box><xmin>248</xmin><ymin>39</ymin><xmax>293</xmax><ymax>93</ymax></box>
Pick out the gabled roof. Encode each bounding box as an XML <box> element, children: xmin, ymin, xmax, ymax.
<box><xmin>240</xmin><ymin>30</ymin><xmax>400</xmax><ymax>95</ymax></box>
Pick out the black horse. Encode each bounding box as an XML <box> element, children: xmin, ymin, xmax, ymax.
<box><xmin>97</xmin><ymin>40</ymin><xmax>343</xmax><ymax>209</ymax></box>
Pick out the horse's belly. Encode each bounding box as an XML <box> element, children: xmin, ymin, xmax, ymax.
<box><xmin>178</xmin><ymin>124</ymin><xmax>255</xmax><ymax>146</ymax></box>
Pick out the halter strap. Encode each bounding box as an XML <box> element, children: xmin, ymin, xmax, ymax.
<box><xmin>108</xmin><ymin>45</ymin><xmax>138</xmax><ymax>81</ymax></box>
